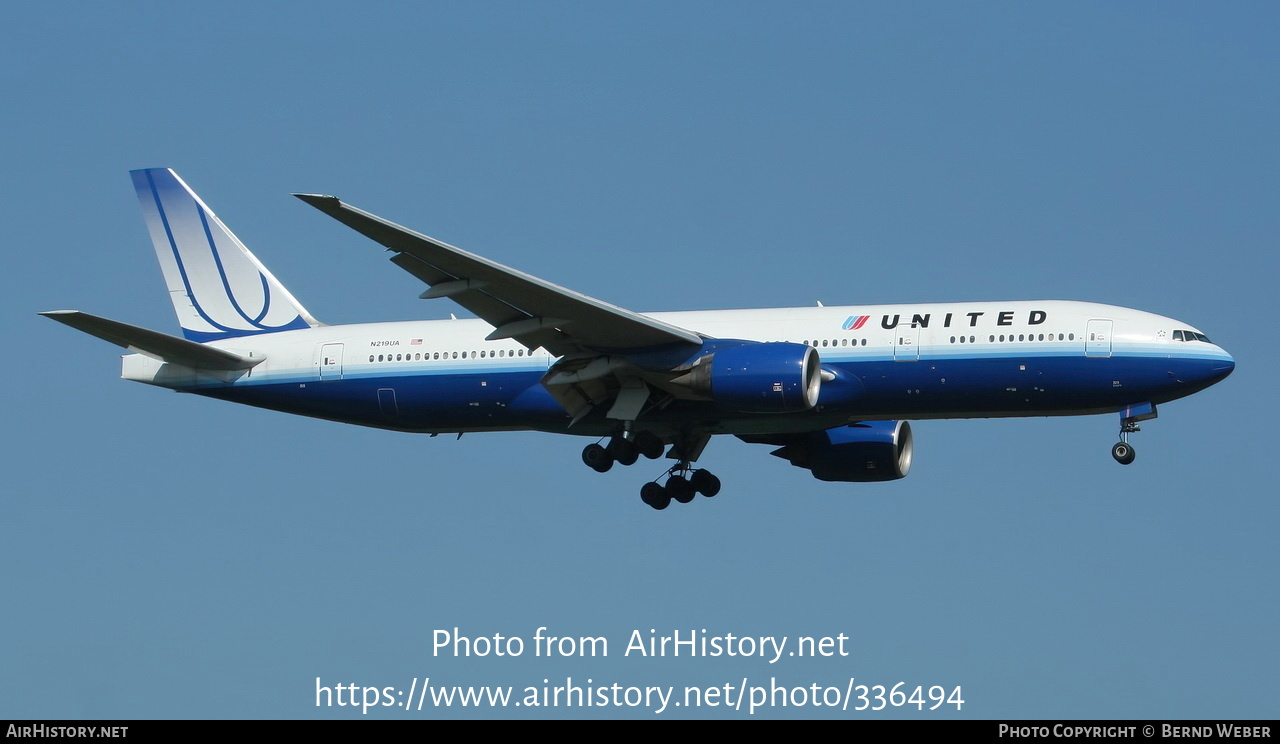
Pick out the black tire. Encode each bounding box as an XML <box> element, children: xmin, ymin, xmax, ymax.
<box><xmin>690</xmin><ymin>469</ymin><xmax>721</xmax><ymax>498</ymax></box>
<box><xmin>608</xmin><ymin>437</ymin><xmax>639</xmax><ymax>466</ymax></box>
<box><xmin>668</xmin><ymin>475</ymin><xmax>696</xmax><ymax>504</ymax></box>
<box><xmin>634</xmin><ymin>431</ymin><xmax>665</xmax><ymax>460</ymax></box>
<box><xmin>641</xmin><ymin>482</ymin><xmax>670</xmax><ymax>510</ymax></box>
<box><xmin>582</xmin><ymin>443</ymin><xmax>613</xmax><ymax>473</ymax></box>
<box><xmin>1111</xmin><ymin>441</ymin><xmax>1136</xmax><ymax>465</ymax></box>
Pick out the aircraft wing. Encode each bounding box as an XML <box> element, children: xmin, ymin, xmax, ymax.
<box><xmin>294</xmin><ymin>194</ymin><xmax>704</xmax><ymax>356</ymax></box>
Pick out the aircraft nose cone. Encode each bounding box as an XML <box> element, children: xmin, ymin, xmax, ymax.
<box><xmin>1213</xmin><ymin>354</ymin><xmax>1235</xmax><ymax>381</ymax></box>
<box><xmin>1171</xmin><ymin>348</ymin><xmax>1234</xmax><ymax>394</ymax></box>
<box><xmin>1200</xmin><ymin>348</ymin><xmax>1234</xmax><ymax>386</ymax></box>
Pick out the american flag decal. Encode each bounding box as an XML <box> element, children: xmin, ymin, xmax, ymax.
<box><xmin>410</xmin><ymin>338</ymin><xmax>423</xmax><ymax>345</ymax></box>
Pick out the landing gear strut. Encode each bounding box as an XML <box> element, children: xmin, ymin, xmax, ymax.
<box><xmin>637</xmin><ymin>429</ymin><xmax>719</xmax><ymax>510</ymax></box>
<box><xmin>1111</xmin><ymin>420</ymin><xmax>1140</xmax><ymax>465</ymax></box>
<box><xmin>1110</xmin><ymin>403</ymin><xmax>1157</xmax><ymax>465</ymax></box>
<box><xmin>582</xmin><ymin>429</ymin><xmax>721</xmax><ymax>509</ymax></box>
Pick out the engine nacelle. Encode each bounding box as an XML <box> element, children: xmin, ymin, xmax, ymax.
<box><xmin>674</xmin><ymin>342</ymin><xmax>821</xmax><ymax>413</ymax></box>
<box><xmin>773</xmin><ymin>421</ymin><xmax>913</xmax><ymax>482</ymax></box>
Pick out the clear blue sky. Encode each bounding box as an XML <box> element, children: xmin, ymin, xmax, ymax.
<box><xmin>3</xmin><ymin>2</ymin><xmax>1276</xmax><ymax>719</ymax></box>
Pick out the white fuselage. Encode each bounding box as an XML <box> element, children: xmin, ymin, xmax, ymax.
<box><xmin>119</xmin><ymin>300</ymin><xmax>1234</xmax><ymax>437</ymax></box>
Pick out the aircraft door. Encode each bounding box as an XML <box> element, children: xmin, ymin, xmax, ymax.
<box><xmin>377</xmin><ymin>388</ymin><xmax>399</xmax><ymax>420</ymax></box>
<box><xmin>893</xmin><ymin>324</ymin><xmax>921</xmax><ymax>361</ymax></box>
<box><xmin>318</xmin><ymin>343</ymin><xmax>344</xmax><ymax>379</ymax></box>
<box><xmin>1086</xmin><ymin>320</ymin><xmax>1113</xmax><ymax>358</ymax></box>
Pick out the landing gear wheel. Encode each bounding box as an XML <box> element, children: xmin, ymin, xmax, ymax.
<box><xmin>633</xmin><ymin>431</ymin><xmax>665</xmax><ymax>460</ymax></box>
<box><xmin>582</xmin><ymin>443</ymin><xmax>614</xmax><ymax>473</ymax></box>
<box><xmin>690</xmin><ymin>469</ymin><xmax>721</xmax><ymax>498</ymax></box>
<box><xmin>640</xmin><ymin>482</ymin><xmax>670</xmax><ymax>510</ymax></box>
<box><xmin>1111</xmin><ymin>441</ymin><xmax>1136</xmax><ymax>465</ymax></box>
<box><xmin>608</xmin><ymin>437</ymin><xmax>639</xmax><ymax>466</ymax></box>
<box><xmin>667</xmin><ymin>475</ymin><xmax>696</xmax><ymax>504</ymax></box>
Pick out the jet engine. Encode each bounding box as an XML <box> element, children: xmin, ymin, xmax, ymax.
<box><xmin>672</xmin><ymin>342</ymin><xmax>821</xmax><ymax>413</ymax></box>
<box><xmin>771</xmin><ymin>420</ymin><xmax>913</xmax><ymax>482</ymax></box>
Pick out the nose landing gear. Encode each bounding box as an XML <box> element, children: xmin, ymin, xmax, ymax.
<box><xmin>1111</xmin><ymin>403</ymin><xmax>1156</xmax><ymax>465</ymax></box>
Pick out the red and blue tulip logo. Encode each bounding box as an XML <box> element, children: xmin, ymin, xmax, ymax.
<box><xmin>842</xmin><ymin>315</ymin><xmax>870</xmax><ymax>331</ymax></box>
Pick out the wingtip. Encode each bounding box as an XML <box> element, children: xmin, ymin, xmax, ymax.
<box><xmin>293</xmin><ymin>193</ymin><xmax>342</xmax><ymax>212</ymax></box>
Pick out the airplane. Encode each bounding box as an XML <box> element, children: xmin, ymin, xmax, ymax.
<box><xmin>42</xmin><ymin>168</ymin><xmax>1236</xmax><ymax>510</ymax></box>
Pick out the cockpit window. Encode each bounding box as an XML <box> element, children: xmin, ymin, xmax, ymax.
<box><xmin>1173</xmin><ymin>329</ymin><xmax>1211</xmax><ymax>343</ymax></box>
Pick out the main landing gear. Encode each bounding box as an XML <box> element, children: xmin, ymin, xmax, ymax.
<box><xmin>581</xmin><ymin>430</ymin><xmax>722</xmax><ymax>510</ymax></box>
<box><xmin>640</xmin><ymin>465</ymin><xmax>721</xmax><ymax>511</ymax></box>
<box><xmin>581</xmin><ymin>431</ymin><xmax>664</xmax><ymax>473</ymax></box>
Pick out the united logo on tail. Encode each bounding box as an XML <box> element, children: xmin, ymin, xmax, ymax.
<box><xmin>131</xmin><ymin>168</ymin><xmax>318</xmax><ymax>342</ymax></box>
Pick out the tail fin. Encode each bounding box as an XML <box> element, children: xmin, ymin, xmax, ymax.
<box><xmin>131</xmin><ymin>168</ymin><xmax>320</xmax><ymax>342</ymax></box>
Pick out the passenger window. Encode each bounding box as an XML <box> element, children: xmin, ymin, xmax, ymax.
<box><xmin>368</xmin><ymin>355</ymin><xmax>374</xmax><ymax>362</ymax></box>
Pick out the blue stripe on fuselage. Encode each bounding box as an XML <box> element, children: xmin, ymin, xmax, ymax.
<box><xmin>185</xmin><ymin>348</ymin><xmax>1232</xmax><ymax>434</ymax></box>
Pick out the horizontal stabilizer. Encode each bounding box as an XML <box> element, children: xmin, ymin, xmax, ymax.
<box><xmin>40</xmin><ymin>311</ymin><xmax>263</xmax><ymax>371</ymax></box>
